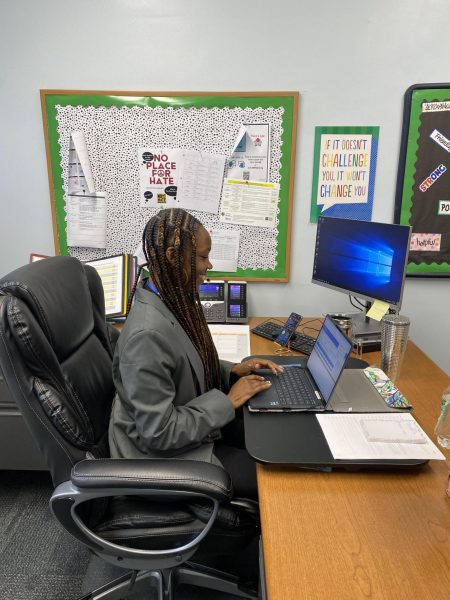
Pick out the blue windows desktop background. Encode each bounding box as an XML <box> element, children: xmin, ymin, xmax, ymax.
<box><xmin>313</xmin><ymin>217</ymin><xmax>411</xmax><ymax>306</ymax></box>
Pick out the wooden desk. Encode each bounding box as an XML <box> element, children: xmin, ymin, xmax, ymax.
<box><xmin>248</xmin><ymin>317</ymin><xmax>450</xmax><ymax>600</ymax></box>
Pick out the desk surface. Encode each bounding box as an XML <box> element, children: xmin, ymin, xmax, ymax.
<box><xmin>248</xmin><ymin>317</ymin><xmax>450</xmax><ymax>600</ymax></box>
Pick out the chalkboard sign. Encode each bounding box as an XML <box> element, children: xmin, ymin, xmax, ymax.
<box><xmin>395</xmin><ymin>83</ymin><xmax>450</xmax><ymax>276</ymax></box>
<box><xmin>40</xmin><ymin>90</ymin><xmax>298</xmax><ymax>282</ymax></box>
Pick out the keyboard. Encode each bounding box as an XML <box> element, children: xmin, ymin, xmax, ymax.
<box><xmin>273</xmin><ymin>368</ymin><xmax>317</xmax><ymax>406</ymax></box>
<box><xmin>250</xmin><ymin>321</ymin><xmax>316</xmax><ymax>355</ymax></box>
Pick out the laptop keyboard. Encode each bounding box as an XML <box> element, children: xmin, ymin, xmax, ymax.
<box><xmin>251</xmin><ymin>321</ymin><xmax>316</xmax><ymax>355</ymax></box>
<box><xmin>272</xmin><ymin>368</ymin><xmax>322</xmax><ymax>407</ymax></box>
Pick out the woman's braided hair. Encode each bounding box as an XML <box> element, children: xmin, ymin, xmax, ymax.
<box><xmin>128</xmin><ymin>208</ymin><xmax>222</xmax><ymax>392</ymax></box>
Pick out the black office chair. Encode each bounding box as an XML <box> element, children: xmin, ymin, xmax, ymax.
<box><xmin>0</xmin><ymin>256</ymin><xmax>261</xmax><ymax>600</ymax></box>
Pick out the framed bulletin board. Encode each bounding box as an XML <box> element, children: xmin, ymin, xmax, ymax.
<box><xmin>395</xmin><ymin>83</ymin><xmax>450</xmax><ymax>277</ymax></box>
<box><xmin>40</xmin><ymin>90</ymin><xmax>298</xmax><ymax>281</ymax></box>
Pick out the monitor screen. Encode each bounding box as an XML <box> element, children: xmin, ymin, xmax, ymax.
<box><xmin>312</xmin><ymin>217</ymin><xmax>411</xmax><ymax>309</ymax></box>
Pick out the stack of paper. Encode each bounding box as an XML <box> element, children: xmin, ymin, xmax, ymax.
<box><xmin>316</xmin><ymin>413</ymin><xmax>445</xmax><ymax>461</ymax></box>
<box><xmin>208</xmin><ymin>324</ymin><xmax>250</xmax><ymax>364</ymax></box>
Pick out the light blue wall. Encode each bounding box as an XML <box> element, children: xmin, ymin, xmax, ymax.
<box><xmin>1</xmin><ymin>0</ymin><xmax>449</xmax><ymax>375</ymax></box>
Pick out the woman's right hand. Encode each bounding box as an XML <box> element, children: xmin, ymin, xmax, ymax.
<box><xmin>227</xmin><ymin>374</ymin><xmax>272</xmax><ymax>409</ymax></box>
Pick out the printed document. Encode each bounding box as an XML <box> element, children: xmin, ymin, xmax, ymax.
<box><xmin>208</xmin><ymin>324</ymin><xmax>250</xmax><ymax>364</ymax></box>
<box><xmin>227</xmin><ymin>124</ymin><xmax>271</xmax><ymax>182</ymax></box>
<box><xmin>70</xmin><ymin>131</ymin><xmax>95</xmax><ymax>193</ymax></box>
<box><xmin>176</xmin><ymin>150</ymin><xmax>226</xmax><ymax>214</ymax></box>
<box><xmin>220</xmin><ymin>179</ymin><xmax>279</xmax><ymax>227</ymax></box>
<box><xmin>67</xmin><ymin>192</ymin><xmax>107</xmax><ymax>249</ymax></box>
<box><xmin>316</xmin><ymin>413</ymin><xmax>445</xmax><ymax>460</ymax></box>
<box><xmin>209</xmin><ymin>230</ymin><xmax>240</xmax><ymax>272</ymax></box>
<box><xmin>67</xmin><ymin>131</ymin><xmax>106</xmax><ymax>248</ymax></box>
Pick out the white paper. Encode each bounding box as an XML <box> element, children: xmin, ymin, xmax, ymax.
<box><xmin>176</xmin><ymin>150</ymin><xmax>226</xmax><ymax>214</ymax></box>
<box><xmin>227</xmin><ymin>124</ymin><xmax>271</xmax><ymax>182</ymax></box>
<box><xmin>85</xmin><ymin>255</ymin><xmax>125</xmax><ymax>316</ymax></box>
<box><xmin>360</xmin><ymin>418</ymin><xmax>427</xmax><ymax>444</ymax></box>
<box><xmin>138</xmin><ymin>148</ymin><xmax>181</xmax><ymax>208</ymax></box>
<box><xmin>67</xmin><ymin>192</ymin><xmax>107</xmax><ymax>249</ymax></box>
<box><xmin>316</xmin><ymin>413</ymin><xmax>445</xmax><ymax>461</ymax></box>
<box><xmin>208</xmin><ymin>324</ymin><xmax>250</xmax><ymax>364</ymax></box>
<box><xmin>220</xmin><ymin>179</ymin><xmax>279</xmax><ymax>228</ymax></box>
<box><xmin>209</xmin><ymin>230</ymin><xmax>240</xmax><ymax>272</ymax></box>
<box><xmin>231</xmin><ymin>125</ymin><xmax>247</xmax><ymax>154</ymax></box>
<box><xmin>133</xmin><ymin>241</ymin><xmax>147</xmax><ymax>266</ymax></box>
<box><xmin>70</xmin><ymin>131</ymin><xmax>95</xmax><ymax>193</ymax></box>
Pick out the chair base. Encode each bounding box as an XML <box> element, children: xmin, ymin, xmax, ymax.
<box><xmin>77</xmin><ymin>563</ymin><xmax>260</xmax><ymax>600</ymax></box>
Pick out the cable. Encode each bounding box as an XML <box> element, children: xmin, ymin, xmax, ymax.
<box><xmin>348</xmin><ymin>295</ymin><xmax>364</xmax><ymax>312</ymax></box>
<box><xmin>298</xmin><ymin>317</ymin><xmax>322</xmax><ymax>334</ymax></box>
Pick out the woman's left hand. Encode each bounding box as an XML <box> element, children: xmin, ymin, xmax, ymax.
<box><xmin>231</xmin><ymin>358</ymin><xmax>284</xmax><ymax>378</ymax></box>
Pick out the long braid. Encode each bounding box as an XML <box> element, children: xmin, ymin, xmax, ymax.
<box><xmin>141</xmin><ymin>208</ymin><xmax>222</xmax><ymax>392</ymax></box>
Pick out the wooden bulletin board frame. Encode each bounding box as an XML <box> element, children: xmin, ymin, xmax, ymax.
<box><xmin>394</xmin><ymin>83</ymin><xmax>450</xmax><ymax>277</ymax></box>
<box><xmin>40</xmin><ymin>90</ymin><xmax>299</xmax><ymax>282</ymax></box>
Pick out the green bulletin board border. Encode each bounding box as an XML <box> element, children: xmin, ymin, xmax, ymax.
<box><xmin>394</xmin><ymin>83</ymin><xmax>450</xmax><ymax>277</ymax></box>
<box><xmin>40</xmin><ymin>90</ymin><xmax>299</xmax><ymax>282</ymax></box>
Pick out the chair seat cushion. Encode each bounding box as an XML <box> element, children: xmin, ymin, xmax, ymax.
<box><xmin>94</xmin><ymin>495</ymin><xmax>208</xmax><ymax>550</ymax></box>
<box><xmin>92</xmin><ymin>495</ymin><xmax>259</xmax><ymax>551</ymax></box>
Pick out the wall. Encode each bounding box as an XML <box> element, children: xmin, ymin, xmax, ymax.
<box><xmin>1</xmin><ymin>0</ymin><xmax>449</xmax><ymax>375</ymax></box>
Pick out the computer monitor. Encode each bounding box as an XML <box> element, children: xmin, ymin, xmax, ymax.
<box><xmin>312</xmin><ymin>216</ymin><xmax>411</xmax><ymax>336</ymax></box>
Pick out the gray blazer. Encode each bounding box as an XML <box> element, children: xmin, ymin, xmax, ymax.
<box><xmin>108</xmin><ymin>286</ymin><xmax>236</xmax><ymax>464</ymax></box>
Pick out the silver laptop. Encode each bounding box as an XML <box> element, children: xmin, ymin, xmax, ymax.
<box><xmin>248</xmin><ymin>315</ymin><xmax>398</xmax><ymax>413</ymax></box>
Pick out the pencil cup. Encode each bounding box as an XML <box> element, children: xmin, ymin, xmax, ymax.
<box><xmin>380</xmin><ymin>314</ymin><xmax>410</xmax><ymax>382</ymax></box>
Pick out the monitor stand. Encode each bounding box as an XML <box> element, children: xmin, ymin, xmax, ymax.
<box><xmin>349</xmin><ymin>312</ymin><xmax>381</xmax><ymax>337</ymax></box>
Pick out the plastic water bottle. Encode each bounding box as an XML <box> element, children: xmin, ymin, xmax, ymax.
<box><xmin>435</xmin><ymin>386</ymin><xmax>450</xmax><ymax>449</ymax></box>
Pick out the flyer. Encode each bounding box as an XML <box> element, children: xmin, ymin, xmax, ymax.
<box><xmin>138</xmin><ymin>148</ymin><xmax>181</xmax><ymax>208</ymax></box>
<box><xmin>226</xmin><ymin>124</ymin><xmax>271</xmax><ymax>182</ymax></box>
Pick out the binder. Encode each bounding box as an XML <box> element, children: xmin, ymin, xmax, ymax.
<box><xmin>85</xmin><ymin>254</ymin><xmax>136</xmax><ymax>319</ymax></box>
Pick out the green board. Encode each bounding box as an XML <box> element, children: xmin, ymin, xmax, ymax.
<box><xmin>394</xmin><ymin>84</ymin><xmax>450</xmax><ymax>277</ymax></box>
<box><xmin>41</xmin><ymin>90</ymin><xmax>298</xmax><ymax>281</ymax></box>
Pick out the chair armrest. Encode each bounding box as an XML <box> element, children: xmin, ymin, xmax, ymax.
<box><xmin>71</xmin><ymin>458</ymin><xmax>233</xmax><ymax>503</ymax></box>
<box><xmin>51</xmin><ymin>457</ymin><xmax>234</xmax><ymax>570</ymax></box>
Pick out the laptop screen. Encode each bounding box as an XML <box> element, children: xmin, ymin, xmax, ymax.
<box><xmin>306</xmin><ymin>316</ymin><xmax>352</xmax><ymax>403</ymax></box>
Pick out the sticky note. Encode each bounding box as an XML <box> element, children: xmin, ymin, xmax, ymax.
<box><xmin>366</xmin><ymin>300</ymin><xmax>389</xmax><ymax>321</ymax></box>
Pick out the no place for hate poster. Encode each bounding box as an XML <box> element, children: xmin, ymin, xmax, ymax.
<box><xmin>310</xmin><ymin>126</ymin><xmax>379</xmax><ymax>223</ymax></box>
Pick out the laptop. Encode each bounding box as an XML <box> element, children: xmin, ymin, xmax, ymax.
<box><xmin>248</xmin><ymin>315</ymin><xmax>398</xmax><ymax>413</ymax></box>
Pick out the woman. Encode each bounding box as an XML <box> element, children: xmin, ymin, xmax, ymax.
<box><xmin>109</xmin><ymin>208</ymin><xmax>282</xmax><ymax>498</ymax></box>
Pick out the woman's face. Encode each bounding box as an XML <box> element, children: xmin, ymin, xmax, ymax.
<box><xmin>193</xmin><ymin>226</ymin><xmax>213</xmax><ymax>288</ymax></box>
<box><xmin>165</xmin><ymin>224</ymin><xmax>213</xmax><ymax>289</ymax></box>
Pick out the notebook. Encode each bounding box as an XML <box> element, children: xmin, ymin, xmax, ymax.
<box><xmin>248</xmin><ymin>315</ymin><xmax>399</xmax><ymax>413</ymax></box>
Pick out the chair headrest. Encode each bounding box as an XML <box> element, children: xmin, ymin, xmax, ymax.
<box><xmin>0</xmin><ymin>256</ymin><xmax>96</xmax><ymax>360</ymax></box>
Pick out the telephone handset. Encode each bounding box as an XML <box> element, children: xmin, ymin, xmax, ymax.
<box><xmin>198</xmin><ymin>280</ymin><xmax>226</xmax><ymax>323</ymax></box>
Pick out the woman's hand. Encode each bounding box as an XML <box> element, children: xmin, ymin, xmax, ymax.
<box><xmin>231</xmin><ymin>358</ymin><xmax>284</xmax><ymax>378</ymax></box>
<box><xmin>227</xmin><ymin>375</ymin><xmax>273</xmax><ymax>409</ymax></box>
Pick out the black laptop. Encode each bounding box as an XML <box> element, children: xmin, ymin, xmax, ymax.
<box><xmin>248</xmin><ymin>315</ymin><xmax>352</xmax><ymax>412</ymax></box>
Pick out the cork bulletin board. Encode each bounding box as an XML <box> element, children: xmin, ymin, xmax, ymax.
<box><xmin>41</xmin><ymin>90</ymin><xmax>298</xmax><ymax>281</ymax></box>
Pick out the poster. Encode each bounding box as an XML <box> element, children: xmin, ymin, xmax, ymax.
<box><xmin>310</xmin><ymin>126</ymin><xmax>379</xmax><ymax>223</ymax></box>
<box><xmin>138</xmin><ymin>148</ymin><xmax>181</xmax><ymax>207</ymax></box>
